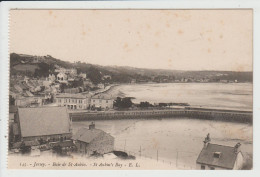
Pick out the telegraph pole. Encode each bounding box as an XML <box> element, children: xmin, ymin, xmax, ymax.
<box><xmin>124</xmin><ymin>139</ymin><xmax>126</xmax><ymax>151</ymax></box>
<box><xmin>139</xmin><ymin>146</ymin><xmax>141</xmax><ymax>157</ymax></box>
<box><xmin>157</xmin><ymin>149</ymin><xmax>158</xmax><ymax>162</ymax></box>
<box><xmin>176</xmin><ymin>150</ymin><xmax>178</xmax><ymax>167</ymax></box>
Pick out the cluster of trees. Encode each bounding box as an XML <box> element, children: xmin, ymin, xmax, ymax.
<box><xmin>138</xmin><ymin>101</ymin><xmax>154</xmax><ymax>108</ymax></box>
<box><xmin>113</xmin><ymin>97</ymin><xmax>133</xmax><ymax>109</ymax></box>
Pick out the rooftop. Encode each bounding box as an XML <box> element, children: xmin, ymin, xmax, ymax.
<box><xmin>196</xmin><ymin>143</ymin><xmax>240</xmax><ymax>169</ymax></box>
<box><xmin>56</xmin><ymin>93</ymin><xmax>86</xmax><ymax>99</ymax></box>
<box><xmin>18</xmin><ymin>107</ymin><xmax>71</xmax><ymax>138</ymax></box>
<box><xmin>92</xmin><ymin>94</ymin><xmax>113</xmax><ymax>100</ymax></box>
<box><xmin>73</xmin><ymin>127</ymin><xmax>112</xmax><ymax>143</ymax></box>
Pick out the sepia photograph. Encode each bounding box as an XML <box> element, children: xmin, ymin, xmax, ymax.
<box><xmin>6</xmin><ymin>8</ymin><xmax>253</xmax><ymax>170</ymax></box>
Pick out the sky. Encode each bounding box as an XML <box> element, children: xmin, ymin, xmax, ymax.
<box><xmin>10</xmin><ymin>10</ymin><xmax>253</xmax><ymax>71</ymax></box>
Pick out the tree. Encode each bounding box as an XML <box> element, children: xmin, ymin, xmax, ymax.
<box><xmin>9</xmin><ymin>95</ymin><xmax>15</xmax><ymax>105</ymax></box>
<box><xmin>87</xmin><ymin>67</ymin><xmax>102</xmax><ymax>85</ymax></box>
<box><xmin>139</xmin><ymin>101</ymin><xmax>153</xmax><ymax>108</ymax></box>
<box><xmin>114</xmin><ymin>97</ymin><xmax>133</xmax><ymax>109</ymax></box>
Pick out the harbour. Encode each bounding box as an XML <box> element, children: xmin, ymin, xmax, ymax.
<box><xmin>70</xmin><ymin>107</ymin><xmax>253</xmax><ymax>123</ymax></box>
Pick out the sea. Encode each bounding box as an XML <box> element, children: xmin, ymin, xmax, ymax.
<box><xmin>72</xmin><ymin>83</ymin><xmax>253</xmax><ymax>168</ymax></box>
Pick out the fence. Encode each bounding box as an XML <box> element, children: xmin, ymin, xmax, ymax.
<box><xmin>114</xmin><ymin>146</ymin><xmax>196</xmax><ymax>170</ymax></box>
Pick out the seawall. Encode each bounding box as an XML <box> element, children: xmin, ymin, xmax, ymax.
<box><xmin>69</xmin><ymin>108</ymin><xmax>253</xmax><ymax>124</ymax></box>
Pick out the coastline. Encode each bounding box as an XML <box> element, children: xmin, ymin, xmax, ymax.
<box><xmin>101</xmin><ymin>82</ymin><xmax>253</xmax><ymax>111</ymax></box>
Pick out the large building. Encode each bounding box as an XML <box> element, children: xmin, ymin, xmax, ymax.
<box><xmin>90</xmin><ymin>94</ymin><xmax>114</xmax><ymax>109</ymax></box>
<box><xmin>196</xmin><ymin>134</ymin><xmax>244</xmax><ymax>170</ymax></box>
<box><xmin>73</xmin><ymin>122</ymin><xmax>114</xmax><ymax>155</ymax></box>
<box><xmin>16</xmin><ymin>107</ymin><xmax>72</xmax><ymax>142</ymax></box>
<box><xmin>55</xmin><ymin>68</ymin><xmax>77</xmax><ymax>76</ymax></box>
<box><xmin>55</xmin><ymin>93</ymin><xmax>90</xmax><ymax>110</ymax></box>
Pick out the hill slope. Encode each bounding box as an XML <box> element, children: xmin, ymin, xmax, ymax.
<box><xmin>10</xmin><ymin>53</ymin><xmax>253</xmax><ymax>83</ymax></box>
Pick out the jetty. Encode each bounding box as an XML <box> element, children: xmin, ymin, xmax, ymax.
<box><xmin>69</xmin><ymin>107</ymin><xmax>252</xmax><ymax>124</ymax></box>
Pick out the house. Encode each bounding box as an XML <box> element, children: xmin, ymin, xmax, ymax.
<box><xmin>48</xmin><ymin>74</ymin><xmax>56</xmax><ymax>82</ymax></box>
<box><xmin>15</xmin><ymin>97</ymin><xmax>32</xmax><ymax>107</ymax></box>
<box><xmin>79</xmin><ymin>73</ymin><xmax>87</xmax><ymax>79</ymax></box>
<box><xmin>196</xmin><ymin>134</ymin><xmax>244</xmax><ymax>170</ymax></box>
<box><xmin>131</xmin><ymin>79</ymin><xmax>136</xmax><ymax>84</ymax></box>
<box><xmin>55</xmin><ymin>93</ymin><xmax>90</xmax><ymax>110</ymax></box>
<box><xmin>55</xmin><ymin>68</ymin><xmax>77</xmax><ymax>76</ymax></box>
<box><xmin>64</xmin><ymin>88</ymin><xmax>80</xmax><ymax>94</ymax></box>
<box><xmin>9</xmin><ymin>105</ymin><xmax>18</xmax><ymax>123</ymax></box>
<box><xmin>102</xmin><ymin>75</ymin><xmax>112</xmax><ymax>80</ymax></box>
<box><xmin>14</xmin><ymin>85</ymin><xmax>23</xmax><ymax>93</ymax></box>
<box><xmin>15</xmin><ymin>96</ymin><xmax>44</xmax><ymax>107</ymax></box>
<box><xmin>16</xmin><ymin>107</ymin><xmax>72</xmax><ymax>142</ymax></box>
<box><xmin>83</xmin><ymin>79</ymin><xmax>94</xmax><ymax>88</ymax></box>
<box><xmin>57</xmin><ymin>72</ymin><xmax>68</xmax><ymax>82</ymax></box>
<box><xmin>97</xmin><ymin>83</ymin><xmax>105</xmax><ymax>89</ymax></box>
<box><xmin>50</xmin><ymin>140</ymin><xmax>76</xmax><ymax>155</ymax></box>
<box><xmin>73</xmin><ymin>122</ymin><xmax>114</xmax><ymax>155</ymax></box>
<box><xmin>90</xmin><ymin>94</ymin><xmax>114</xmax><ymax>109</ymax></box>
<box><xmin>220</xmin><ymin>80</ymin><xmax>229</xmax><ymax>83</ymax></box>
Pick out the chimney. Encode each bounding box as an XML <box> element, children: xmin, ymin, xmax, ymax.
<box><xmin>89</xmin><ymin>122</ymin><xmax>95</xmax><ymax>130</ymax></box>
<box><xmin>234</xmin><ymin>142</ymin><xmax>241</xmax><ymax>153</ymax></box>
<box><xmin>203</xmin><ymin>133</ymin><xmax>211</xmax><ymax>148</ymax></box>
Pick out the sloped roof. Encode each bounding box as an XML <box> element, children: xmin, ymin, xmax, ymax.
<box><xmin>73</xmin><ymin>127</ymin><xmax>105</xmax><ymax>143</ymax></box>
<box><xmin>196</xmin><ymin>143</ymin><xmax>239</xmax><ymax>169</ymax></box>
<box><xmin>56</xmin><ymin>93</ymin><xmax>86</xmax><ymax>99</ymax></box>
<box><xmin>92</xmin><ymin>94</ymin><xmax>113</xmax><ymax>100</ymax></box>
<box><xmin>18</xmin><ymin>107</ymin><xmax>71</xmax><ymax>137</ymax></box>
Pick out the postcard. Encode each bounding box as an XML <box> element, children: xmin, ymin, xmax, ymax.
<box><xmin>0</xmin><ymin>1</ymin><xmax>259</xmax><ymax>177</ymax></box>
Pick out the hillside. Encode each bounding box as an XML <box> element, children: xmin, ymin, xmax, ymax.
<box><xmin>10</xmin><ymin>53</ymin><xmax>253</xmax><ymax>83</ymax></box>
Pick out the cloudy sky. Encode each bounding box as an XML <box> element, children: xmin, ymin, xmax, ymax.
<box><xmin>10</xmin><ymin>10</ymin><xmax>252</xmax><ymax>71</ymax></box>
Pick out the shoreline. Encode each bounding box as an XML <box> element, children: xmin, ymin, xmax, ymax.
<box><xmin>100</xmin><ymin>83</ymin><xmax>252</xmax><ymax>111</ymax></box>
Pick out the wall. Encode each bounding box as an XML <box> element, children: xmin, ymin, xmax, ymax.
<box><xmin>91</xmin><ymin>99</ymin><xmax>113</xmax><ymax>109</ymax></box>
<box><xmin>70</xmin><ymin>109</ymin><xmax>252</xmax><ymax>123</ymax></box>
<box><xmin>75</xmin><ymin>132</ymin><xmax>114</xmax><ymax>155</ymax></box>
<box><xmin>86</xmin><ymin>132</ymin><xmax>114</xmax><ymax>155</ymax></box>
<box><xmin>196</xmin><ymin>163</ymin><xmax>229</xmax><ymax>170</ymax></box>
<box><xmin>22</xmin><ymin>133</ymin><xmax>72</xmax><ymax>142</ymax></box>
<box><xmin>233</xmin><ymin>152</ymin><xmax>244</xmax><ymax>170</ymax></box>
<box><xmin>56</xmin><ymin>97</ymin><xmax>89</xmax><ymax>110</ymax></box>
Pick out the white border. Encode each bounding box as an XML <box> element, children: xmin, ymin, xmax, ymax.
<box><xmin>0</xmin><ymin>1</ymin><xmax>260</xmax><ymax>177</ymax></box>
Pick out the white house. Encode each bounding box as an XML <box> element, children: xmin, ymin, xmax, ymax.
<box><xmin>55</xmin><ymin>93</ymin><xmax>91</xmax><ymax>110</ymax></box>
<box><xmin>57</xmin><ymin>72</ymin><xmax>68</xmax><ymax>82</ymax></box>
<box><xmin>55</xmin><ymin>68</ymin><xmax>77</xmax><ymax>76</ymax></box>
<box><xmin>196</xmin><ymin>134</ymin><xmax>244</xmax><ymax>170</ymax></box>
<box><xmin>48</xmin><ymin>74</ymin><xmax>56</xmax><ymax>82</ymax></box>
<box><xmin>90</xmin><ymin>94</ymin><xmax>114</xmax><ymax>109</ymax></box>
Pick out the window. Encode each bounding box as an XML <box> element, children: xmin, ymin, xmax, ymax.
<box><xmin>99</xmin><ymin>100</ymin><xmax>102</xmax><ymax>103</ymax></box>
<box><xmin>210</xmin><ymin>167</ymin><xmax>215</xmax><ymax>170</ymax></box>
<box><xmin>201</xmin><ymin>165</ymin><xmax>205</xmax><ymax>170</ymax></box>
<box><xmin>106</xmin><ymin>100</ymin><xmax>108</xmax><ymax>103</ymax></box>
<box><xmin>213</xmin><ymin>152</ymin><xmax>221</xmax><ymax>158</ymax></box>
